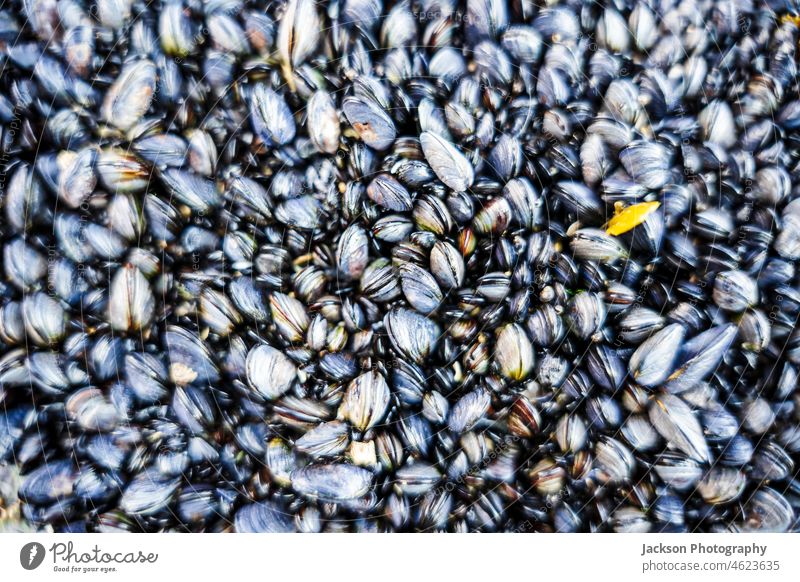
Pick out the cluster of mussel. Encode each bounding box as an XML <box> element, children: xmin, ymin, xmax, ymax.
<box><xmin>1</xmin><ymin>0</ymin><xmax>800</xmax><ymax>532</ymax></box>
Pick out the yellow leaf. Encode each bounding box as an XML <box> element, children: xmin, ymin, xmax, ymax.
<box><xmin>781</xmin><ymin>14</ymin><xmax>800</xmax><ymax>27</ymax></box>
<box><xmin>605</xmin><ymin>201</ymin><xmax>661</xmax><ymax>236</ymax></box>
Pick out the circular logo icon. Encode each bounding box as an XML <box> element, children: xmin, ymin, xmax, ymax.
<box><xmin>20</xmin><ymin>542</ymin><xmax>46</xmax><ymax>570</ymax></box>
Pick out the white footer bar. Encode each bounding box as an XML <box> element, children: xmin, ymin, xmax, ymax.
<box><xmin>1</xmin><ymin>533</ymin><xmax>799</xmax><ymax>582</ymax></box>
